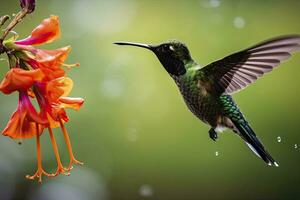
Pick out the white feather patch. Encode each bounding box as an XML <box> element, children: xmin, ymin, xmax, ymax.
<box><xmin>215</xmin><ymin>126</ymin><xmax>226</xmax><ymax>133</ymax></box>
<box><xmin>245</xmin><ymin>142</ymin><xmax>261</xmax><ymax>158</ymax></box>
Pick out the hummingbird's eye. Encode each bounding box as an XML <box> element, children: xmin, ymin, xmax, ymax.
<box><xmin>162</xmin><ymin>44</ymin><xmax>170</xmax><ymax>52</ymax></box>
<box><xmin>169</xmin><ymin>45</ymin><xmax>175</xmax><ymax>51</ymax></box>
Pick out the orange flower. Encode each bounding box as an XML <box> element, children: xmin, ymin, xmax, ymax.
<box><xmin>15</xmin><ymin>15</ymin><xmax>60</xmax><ymax>46</ymax></box>
<box><xmin>2</xmin><ymin>91</ymin><xmax>46</xmax><ymax>139</ymax></box>
<box><xmin>0</xmin><ymin>68</ymin><xmax>44</xmax><ymax>94</ymax></box>
<box><xmin>1</xmin><ymin>15</ymin><xmax>84</xmax><ymax>182</ymax></box>
<box><xmin>28</xmin><ymin>46</ymin><xmax>79</xmax><ymax>80</ymax></box>
<box><xmin>32</xmin><ymin>81</ymin><xmax>84</xmax><ymax>173</ymax></box>
<box><xmin>36</xmin><ymin>46</ymin><xmax>71</xmax><ymax>68</ymax></box>
<box><xmin>34</xmin><ymin>77</ymin><xmax>82</xmax><ymax>126</ymax></box>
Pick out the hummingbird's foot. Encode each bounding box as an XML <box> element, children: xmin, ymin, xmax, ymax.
<box><xmin>209</xmin><ymin>128</ymin><xmax>218</xmax><ymax>141</ymax></box>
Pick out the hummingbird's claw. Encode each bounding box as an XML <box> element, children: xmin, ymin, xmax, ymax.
<box><xmin>209</xmin><ymin>128</ymin><xmax>218</xmax><ymax>141</ymax></box>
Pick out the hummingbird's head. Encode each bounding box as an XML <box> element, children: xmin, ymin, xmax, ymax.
<box><xmin>114</xmin><ymin>40</ymin><xmax>192</xmax><ymax>76</ymax></box>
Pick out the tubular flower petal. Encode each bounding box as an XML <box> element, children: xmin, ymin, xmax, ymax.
<box><xmin>58</xmin><ymin>97</ymin><xmax>84</xmax><ymax>111</ymax></box>
<box><xmin>46</xmin><ymin>77</ymin><xmax>73</xmax><ymax>101</ymax></box>
<box><xmin>50</xmin><ymin>102</ymin><xmax>69</xmax><ymax>123</ymax></box>
<box><xmin>29</xmin><ymin>59</ymin><xmax>66</xmax><ymax>80</ymax></box>
<box><xmin>34</xmin><ymin>77</ymin><xmax>73</xmax><ymax>102</ymax></box>
<box><xmin>0</xmin><ymin>68</ymin><xmax>44</xmax><ymax>94</ymax></box>
<box><xmin>46</xmin><ymin>112</ymin><xmax>66</xmax><ymax>129</ymax></box>
<box><xmin>33</xmin><ymin>80</ymin><xmax>73</xmax><ymax>127</ymax></box>
<box><xmin>15</xmin><ymin>15</ymin><xmax>60</xmax><ymax>46</ymax></box>
<box><xmin>32</xmin><ymin>46</ymin><xmax>79</xmax><ymax>80</ymax></box>
<box><xmin>46</xmin><ymin>97</ymin><xmax>84</xmax><ymax>127</ymax></box>
<box><xmin>36</xmin><ymin>46</ymin><xmax>71</xmax><ymax>68</ymax></box>
<box><xmin>2</xmin><ymin>92</ymin><xmax>46</xmax><ymax>139</ymax></box>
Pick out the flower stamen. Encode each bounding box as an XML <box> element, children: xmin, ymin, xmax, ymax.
<box><xmin>61</xmin><ymin>62</ymin><xmax>80</xmax><ymax>69</ymax></box>
<box><xmin>59</xmin><ymin>118</ymin><xmax>83</xmax><ymax>170</ymax></box>
<box><xmin>48</xmin><ymin>127</ymin><xmax>69</xmax><ymax>176</ymax></box>
<box><xmin>26</xmin><ymin>123</ymin><xmax>54</xmax><ymax>183</ymax></box>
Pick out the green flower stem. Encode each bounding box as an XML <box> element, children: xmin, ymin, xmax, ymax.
<box><xmin>0</xmin><ymin>15</ymin><xmax>10</xmax><ymax>28</ymax></box>
<box><xmin>0</xmin><ymin>9</ymin><xmax>28</xmax><ymax>43</ymax></box>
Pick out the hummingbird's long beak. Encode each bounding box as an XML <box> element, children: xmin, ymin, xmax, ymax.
<box><xmin>114</xmin><ymin>42</ymin><xmax>153</xmax><ymax>50</ymax></box>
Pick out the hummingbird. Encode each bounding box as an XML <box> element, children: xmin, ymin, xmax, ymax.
<box><xmin>115</xmin><ymin>35</ymin><xmax>300</xmax><ymax>166</ymax></box>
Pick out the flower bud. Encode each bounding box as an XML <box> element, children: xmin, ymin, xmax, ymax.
<box><xmin>20</xmin><ymin>0</ymin><xmax>35</xmax><ymax>13</ymax></box>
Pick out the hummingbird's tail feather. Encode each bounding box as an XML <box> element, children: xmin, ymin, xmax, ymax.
<box><xmin>232</xmin><ymin>121</ymin><xmax>279</xmax><ymax>167</ymax></box>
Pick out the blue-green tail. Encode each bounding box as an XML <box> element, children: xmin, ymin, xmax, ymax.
<box><xmin>220</xmin><ymin>95</ymin><xmax>278</xmax><ymax>167</ymax></box>
<box><xmin>232</xmin><ymin>120</ymin><xmax>278</xmax><ymax>167</ymax></box>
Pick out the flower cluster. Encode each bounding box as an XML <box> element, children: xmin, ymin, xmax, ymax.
<box><xmin>0</xmin><ymin>15</ymin><xmax>84</xmax><ymax>182</ymax></box>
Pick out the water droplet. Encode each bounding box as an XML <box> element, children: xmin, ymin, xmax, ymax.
<box><xmin>294</xmin><ymin>144</ymin><xmax>298</xmax><ymax>149</ymax></box>
<box><xmin>277</xmin><ymin>136</ymin><xmax>281</xmax><ymax>143</ymax></box>
<box><xmin>233</xmin><ymin>16</ymin><xmax>245</xmax><ymax>29</ymax></box>
<box><xmin>215</xmin><ymin>151</ymin><xmax>219</xmax><ymax>156</ymax></box>
<box><xmin>139</xmin><ymin>185</ymin><xmax>153</xmax><ymax>197</ymax></box>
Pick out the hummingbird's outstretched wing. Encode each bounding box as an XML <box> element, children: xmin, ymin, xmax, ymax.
<box><xmin>200</xmin><ymin>35</ymin><xmax>300</xmax><ymax>95</ymax></box>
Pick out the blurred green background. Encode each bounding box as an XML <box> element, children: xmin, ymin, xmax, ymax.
<box><xmin>1</xmin><ymin>0</ymin><xmax>300</xmax><ymax>199</ymax></box>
